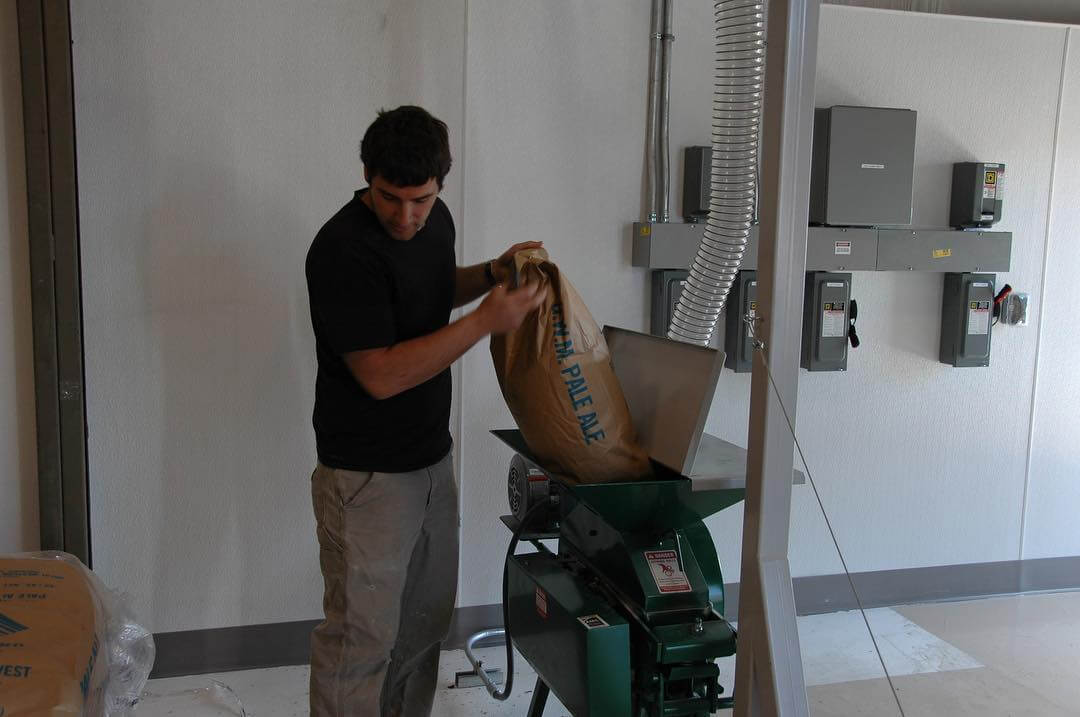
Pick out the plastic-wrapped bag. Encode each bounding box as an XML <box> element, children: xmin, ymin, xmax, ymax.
<box><xmin>0</xmin><ymin>551</ymin><xmax>155</xmax><ymax>717</ymax></box>
<box><xmin>491</xmin><ymin>248</ymin><xmax>651</xmax><ymax>483</ymax></box>
<box><xmin>139</xmin><ymin>679</ymin><xmax>248</xmax><ymax>716</ymax></box>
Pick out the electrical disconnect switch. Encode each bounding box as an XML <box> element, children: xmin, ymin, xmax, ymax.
<box><xmin>940</xmin><ymin>272</ymin><xmax>995</xmax><ymax>367</ymax></box>
<box><xmin>725</xmin><ymin>271</ymin><xmax>757</xmax><ymax>373</ymax></box>
<box><xmin>650</xmin><ymin>269</ymin><xmax>689</xmax><ymax>337</ymax></box>
<box><xmin>801</xmin><ymin>272</ymin><xmax>852</xmax><ymax>372</ymax></box>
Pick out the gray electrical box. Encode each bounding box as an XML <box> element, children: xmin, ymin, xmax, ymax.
<box><xmin>801</xmin><ymin>272</ymin><xmax>852</xmax><ymax>372</ymax></box>
<box><xmin>940</xmin><ymin>273</ymin><xmax>995</xmax><ymax>367</ymax></box>
<box><xmin>950</xmin><ymin>162</ymin><xmax>1005</xmax><ymax>228</ymax></box>
<box><xmin>724</xmin><ymin>271</ymin><xmax>757</xmax><ymax>373</ymax></box>
<box><xmin>683</xmin><ymin>146</ymin><xmax>711</xmax><ymax>222</ymax></box>
<box><xmin>650</xmin><ymin>269</ymin><xmax>688</xmax><ymax>337</ymax></box>
<box><xmin>810</xmin><ymin>106</ymin><xmax>917</xmax><ymax>226</ymax></box>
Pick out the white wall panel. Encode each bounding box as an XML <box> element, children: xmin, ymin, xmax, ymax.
<box><xmin>73</xmin><ymin>0</ymin><xmax>465</xmax><ymax>631</ymax></box>
<box><xmin>1024</xmin><ymin>28</ymin><xmax>1080</xmax><ymax>559</ymax></box>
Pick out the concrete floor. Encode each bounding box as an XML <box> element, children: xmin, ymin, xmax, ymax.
<box><xmin>136</xmin><ymin>591</ymin><xmax>1080</xmax><ymax>716</ymax></box>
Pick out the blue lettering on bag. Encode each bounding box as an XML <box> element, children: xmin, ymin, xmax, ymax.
<box><xmin>552</xmin><ymin>303</ymin><xmax>605</xmax><ymax>445</ymax></box>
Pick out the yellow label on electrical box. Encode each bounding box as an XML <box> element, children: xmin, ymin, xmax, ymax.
<box><xmin>933</xmin><ymin>248</ymin><xmax>952</xmax><ymax>259</ymax></box>
<box><xmin>640</xmin><ymin>225</ymin><xmax>651</xmax><ymax>236</ymax></box>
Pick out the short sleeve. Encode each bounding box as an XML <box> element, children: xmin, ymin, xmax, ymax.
<box><xmin>307</xmin><ymin>241</ymin><xmax>396</xmax><ymax>355</ymax></box>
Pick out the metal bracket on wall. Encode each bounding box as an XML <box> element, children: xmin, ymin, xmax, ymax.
<box><xmin>16</xmin><ymin>0</ymin><xmax>91</xmax><ymax>563</ymax></box>
<box><xmin>632</xmin><ymin>222</ymin><xmax>1012</xmax><ymax>274</ymax></box>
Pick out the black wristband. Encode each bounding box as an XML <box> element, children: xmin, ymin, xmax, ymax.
<box><xmin>484</xmin><ymin>260</ymin><xmax>497</xmax><ymax>286</ymax></box>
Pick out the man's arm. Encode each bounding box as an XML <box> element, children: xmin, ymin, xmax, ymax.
<box><xmin>453</xmin><ymin>262</ymin><xmax>493</xmax><ymax>308</ymax></box>
<box><xmin>453</xmin><ymin>241</ymin><xmax>544</xmax><ymax>308</ymax></box>
<box><xmin>346</xmin><ymin>281</ymin><xmax>545</xmax><ymax>399</ymax></box>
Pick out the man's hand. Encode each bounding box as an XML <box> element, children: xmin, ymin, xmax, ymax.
<box><xmin>492</xmin><ymin>241</ymin><xmax>544</xmax><ymax>284</ymax></box>
<box><xmin>475</xmin><ymin>280</ymin><xmax>546</xmax><ymax>335</ymax></box>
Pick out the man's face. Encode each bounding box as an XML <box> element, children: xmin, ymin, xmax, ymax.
<box><xmin>364</xmin><ymin>172</ymin><xmax>440</xmax><ymax>241</ymax></box>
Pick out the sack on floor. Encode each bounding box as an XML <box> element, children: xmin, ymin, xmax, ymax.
<box><xmin>0</xmin><ymin>552</ymin><xmax>155</xmax><ymax>717</ymax></box>
<box><xmin>491</xmin><ymin>248</ymin><xmax>651</xmax><ymax>483</ymax></box>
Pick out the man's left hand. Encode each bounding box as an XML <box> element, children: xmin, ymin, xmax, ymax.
<box><xmin>493</xmin><ymin>241</ymin><xmax>544</xmax><ymax>284</ymax></box>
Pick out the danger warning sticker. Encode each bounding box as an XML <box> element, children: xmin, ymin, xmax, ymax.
<box><xmin>822</xmin><ymin>302</ymin><xmax>846</xmax><ymax>339</ymax></box>
<box><xmin>967</xmin><ymin>301</ymin><xmax>991</xmax><ymax>336</ymax></box>
<box><xmin>645</xmin><ymin>550</ymin><xmax>692</xmax><ymax>593</ymax></box>
<box><xmin>834</xmin><ymin>241</ymin><xmax>852</xmax><ymax>256</ymax></box>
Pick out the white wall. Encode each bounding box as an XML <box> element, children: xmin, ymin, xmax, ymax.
<box><xmin>1025</xmin><ymin>28</ymin><xmax>1080</xmax><ymax>559</ymax></box>
<box><xmin>72</xmin><ymin>2</ymin><xmax>1080</xmax><ymax>631</ymax></box>
<box><xmin>707</xmin><ymin>7</ymin><xmax>1067</xmax><ymax>581</ymax></box>
<box><xmin>458</xmin><ymin>4</ymin><xmax>1077</xmax><ymax>604</ymax></box>
<box><xmin>72</xmin><ymin>0</ymin><xmax>465</xmax><ymax>632</ymax></box>
<box><xmin>0</xmin><ymin>1</ymin><xmax>38</xmax><ymax>554</ymax></box>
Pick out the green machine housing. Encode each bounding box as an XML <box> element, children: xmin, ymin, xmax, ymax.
<box><xmin>498</xmin><ymin>430</ymin><xmax>743</xmax><ymax>716</ymax></box>
<box><xmin>490</xmin><ymin>327</ymin><xmax>779</xmax><ymax>716</ymax></box>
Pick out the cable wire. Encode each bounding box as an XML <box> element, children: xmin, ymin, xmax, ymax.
<box><xmin>747</xmin><ymin>316</ymin><xmax>906</xmax><ymax>717</ymax></box>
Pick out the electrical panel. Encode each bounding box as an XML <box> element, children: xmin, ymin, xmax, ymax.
<box><xmin>801</xmin><ymin>272</ymin><xmax>852</xmax><ymax>372</ymax></box>
<box><xmin>950</xmin><ymin>162</ymin><xmax>1005</xmax><ymax>228</ymax></box>
<box><xmin>940</xmin><ymin>273</ymin><xmax>994</xmax><ymax>367</ymax></box>
<box><xmin>650</xmin><ymin>269</ymin><xmax>688</xmax><ymax>337</ymax></box>
<box><xmin>724</xmin><ymin>271</ymin><xmax>757</xmax><ymax>373</ymax></box>
<box><xmin>810</xmin><ymin>106</ymin><xmax>917</xmax><ymax>226</ymax></box>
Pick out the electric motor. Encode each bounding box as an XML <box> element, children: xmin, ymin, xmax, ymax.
<box><xmin>507</xmin><ymin>454</ymin><xmax>549</xmax><ymax>521</ymax></box>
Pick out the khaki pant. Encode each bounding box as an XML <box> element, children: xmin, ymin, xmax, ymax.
<box><xmin>309</xmin><ymin>451</ymin><xmax>459</xmax><ymax>717</ymax></box>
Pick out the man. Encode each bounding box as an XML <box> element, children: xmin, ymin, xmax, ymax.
<box><xmin>304</xmin><ymin>105</ymin><xmax>544</xmax><ymax>716</ymax></box>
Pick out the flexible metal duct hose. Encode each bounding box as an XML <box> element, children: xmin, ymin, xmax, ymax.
<box><xmin>668</xmin><ymin>0</ymin><xmax>765</xmax><ymax>345</ymax></box>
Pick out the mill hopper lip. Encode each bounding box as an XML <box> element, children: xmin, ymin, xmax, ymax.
<box><xmin>494</xmin><ymin>325</ymin><xmax>803</xmax><ymax>492</ymax></box>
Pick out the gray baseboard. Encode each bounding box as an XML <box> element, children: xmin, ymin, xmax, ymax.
<box><xmin>150</xmin><ymin>554</ymin><xmax>1080</xmax><ymax>679</ymax></box>
<box><xmin>151</xmin><ymin>619</ymin><xmax>320</xmax><ymax>679</ymax></box>
<box><xmin>724</xmin><ymin>555</ymin><xmax>1080</xmax><ymax>620</ymax></box>
<box><xmin>150</xmin><ymin>604</ymin><xmax>505</xmax><ymax>679</ymax></box>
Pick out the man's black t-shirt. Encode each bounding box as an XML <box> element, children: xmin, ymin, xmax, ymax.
<box><xmin>305</xmin><ymin>189</ymin><xmax>455</xmax><ymax>472</ymax></box>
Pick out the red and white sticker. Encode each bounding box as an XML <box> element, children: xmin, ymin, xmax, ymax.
<box><xmin>645</xmin><ymin>550</ymin><xmax>692</xmax><ymax>593</ymax></box>
<box><xmin>535</xmin><ymin>587</ymin><xmax>548</xmax><ymax>619</ymax></box>
<box><xmin>834</xmin><ymin>240</ymin><xmax>852</xmax><ymax>256</ymax></box>
<box><xmin>967</xmin><ymin>301</ymin><xmax>991</xmax><ymax>336</ymax></box>
<box><xmin>822</xmin><ymin>301</ymin><xmax>846</xmax><ymax>338</ymax></box>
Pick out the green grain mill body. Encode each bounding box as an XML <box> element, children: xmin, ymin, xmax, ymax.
<box><xmin>497</xmin><ymin>429</ymin><xmax>745</xmax><ymax>717</ymax></box>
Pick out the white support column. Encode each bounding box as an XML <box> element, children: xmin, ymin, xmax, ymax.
<box><xmin>734</xmin><ymin>1</ymin><xmax>820</xmax><ymax>715</ymax></box>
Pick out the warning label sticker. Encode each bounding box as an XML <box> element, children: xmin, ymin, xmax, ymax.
<box><xmin>645</xmin><ymin>550</ymin><xmax>692</xmax><ymax>593</ymax></box>
<box><xmin>577</xmin><ymin>614</ymin><xmax>609</xmax><ymax>630</ymax></box>
<box><xmin>822</xmin><ymin>302</ymin><xmax>846</xmax><ymax>338</ymax></box>
<box><xmin>834</xmin><ymin>241</ymin><xmax>852</xmax><ymax>256</ymax></box>
<box><xmin>982</xmin><ymin>169</ymin><xmax>1005</xmax><ymax>202</ymax></box>
<box><xmin>967</xmin><ymin>302</ymin><xmax>990</xmax><ymax>336</ymax></box>
<box><xmin>535</xmin><ymin>587</ymin><xmax>548</xmax><ymax>619</ymax></box>
<box><xmin>747</xmin><ymin>300</ymin><xmax>757</xmax><ymax>337</ymax></box>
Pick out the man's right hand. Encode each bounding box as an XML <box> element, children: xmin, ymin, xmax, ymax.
<box><xmin>475</xmin><ymin>280</ymin><xmax>546</xmax><ymax>335</ymax></box>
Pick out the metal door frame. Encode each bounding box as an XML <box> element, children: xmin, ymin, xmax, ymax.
<box><xmin>735</xmin><ymin>1</ymin><xmax>821</xmax><ymax>714</ymax></box>
<box><xmin>16</xmin><ymin>0</ymin><xmax>90</xmax><ymax>564</ymax></box>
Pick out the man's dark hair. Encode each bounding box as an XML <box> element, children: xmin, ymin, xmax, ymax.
<box><xmin>360</xmin><ymin>106</ymin><xmax>452</xmax><ymax>189</ymax></box>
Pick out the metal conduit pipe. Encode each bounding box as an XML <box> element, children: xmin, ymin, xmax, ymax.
<box><xmin>668</xmin><ymin>0</ymin><xmax>765</xmax><ymax>345</ymax></box>
<box><xmin>645</xmin><ymin>0</ymin><xmax>664</xmax><ymax>222</ymax></box>
<box><xmin>659</xmin><ymin>0</ymin><xmax>675</xmax><ymax>222</ymax></box>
